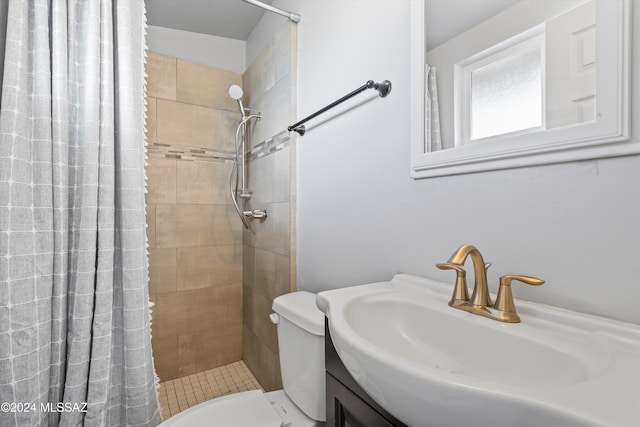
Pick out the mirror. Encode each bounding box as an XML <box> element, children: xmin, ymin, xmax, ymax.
<box><xmin>410</xmin><ymin>0</ymin><xmax>634</xmax><ymax>179</ymax></box>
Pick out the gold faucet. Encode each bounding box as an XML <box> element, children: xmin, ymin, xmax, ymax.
<box><xmin>436</xmin><ymin>244</ymin><xmax>544</xmax><ymax>323</ymax></box>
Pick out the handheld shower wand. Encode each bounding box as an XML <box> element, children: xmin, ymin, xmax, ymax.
<box><xmin>228</xmin><ymin>84</ymin><xmax>262</xmax><ymax>229</ymax></box>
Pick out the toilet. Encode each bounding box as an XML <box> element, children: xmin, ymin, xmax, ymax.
<box><xmin>159</xmin><ymin>291</ymin><xmax>325</xmax><ymax>427</ymax></box>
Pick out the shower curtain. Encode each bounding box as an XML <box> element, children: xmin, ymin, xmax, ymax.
<box><xmin>425</xmin><ymin>64</ymin><xmax>442</xmax><ymax>152</ymax></box>
<box><xmin>0</xmin><ymin>1</ymin><xmax>161</xmax><ymax>426</ymax></box>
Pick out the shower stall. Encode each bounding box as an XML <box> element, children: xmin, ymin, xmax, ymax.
<box><xmin>145</xmin><ymin>18</ymin><xmax>298</xmax><ymax>397</ymax></box>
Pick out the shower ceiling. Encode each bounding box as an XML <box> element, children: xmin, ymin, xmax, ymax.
<box><xmin>145</xmin><ymin>0</ymin><xmax>274</xmax><ymax>40</ymax></box>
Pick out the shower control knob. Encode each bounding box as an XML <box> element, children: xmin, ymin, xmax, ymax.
<box><xmin>242</xmin><ymin>209</ymin><xmax>267</xmax><ymax>220</ymax></box>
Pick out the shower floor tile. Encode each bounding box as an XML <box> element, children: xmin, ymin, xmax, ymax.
<box><xmin>158</xmin><ymin>360</ymin><xmax>264</xmax><ymax>420</ymax></box>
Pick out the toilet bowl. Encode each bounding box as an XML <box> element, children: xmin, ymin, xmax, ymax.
<box><xmin>158</xmin><ymin>291</ymin><xmax>325</xmax><ymax>427</ymax></box>
<box><xmin>158</xmin><ymin>389</ymin><xmax>318</xmax><ymax>427</ymax></box>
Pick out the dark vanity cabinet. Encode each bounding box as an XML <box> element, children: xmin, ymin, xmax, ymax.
<box><xmin>325</xmin><ymin>320</ymin><xmax>408</xmax><ymax>427</ymax></box>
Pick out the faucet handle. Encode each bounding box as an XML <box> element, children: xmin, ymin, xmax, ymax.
<box><xmin>436</xmin><ymin>262</ymin><xmax>469</xmax><ymax>306</ymax></box>
<box><xmin>500</xmin><ymin>275</ymin><xmax>544</xmax><ymax>287</ymax></box>
<box><xmin>494</xmin><ymin>275</ymin><xmax>545</xmax><ymax>322</ymax></box>
<box><xmin>436</xmin><ymin>262</ymin><xmax>465</xmax><ymax>273</ymax></box>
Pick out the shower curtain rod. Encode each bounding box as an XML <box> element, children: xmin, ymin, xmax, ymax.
<box><xmin>288</xmin><ymin>80</ymin><xmax>392</xmax><ymax>136</ymax></box>
<box><xmin>240</xmin><ymin>0</ymin><xmax>301</xmax><ymax>23</ymax></box>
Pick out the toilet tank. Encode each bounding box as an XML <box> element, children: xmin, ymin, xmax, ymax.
<box><xmin>271</xmin><ymin>291</ymin><xmax>325</xmax><ymax>422</ymax></box>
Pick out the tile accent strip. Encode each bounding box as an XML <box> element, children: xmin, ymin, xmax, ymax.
<box><xmin>249</xmin><ymin>130</ymin><xmax>290</xmax><ymax>160</ymax></box>
<box><xmin>147</xmin><ymin>131</ymin><xmax>290</xmax><ymax>163</ymax></box>
<box><xmin>147</xmin><ymin>143</ymin><xmax>235</xmax><ymax>163</ymax></box>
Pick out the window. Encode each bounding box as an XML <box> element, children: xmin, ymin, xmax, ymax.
<box><xmin>470</xmin><ymin>41</ymin><xmax>542</xmax><ymax>140</ymax></box>
<box><xmin>457</xmin><ymin>29</ymin><xmax>544</xmax><ymax>144</ymax></box>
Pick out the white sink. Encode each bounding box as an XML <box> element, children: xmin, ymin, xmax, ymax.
<box><xmin>316</xmin><ymin>274</ymin><xmax>640</xmax><ymax>427</ymax></box>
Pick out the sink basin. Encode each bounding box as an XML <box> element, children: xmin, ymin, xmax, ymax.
<box><xmin>316</xmin><ymin>274</ymin><xmax>640</xmax><ymax>427</ymax></box>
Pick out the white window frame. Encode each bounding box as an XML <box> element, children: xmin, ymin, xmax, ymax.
<box><xmin>456</xmin><ymin>27</ymin><xmax>545</xmax><ymax>145</ymax></box>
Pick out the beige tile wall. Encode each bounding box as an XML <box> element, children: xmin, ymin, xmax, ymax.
<box><xmin>146</xmin><ymin>51</ymin><xmax>243</xmax><ymax>381</ymax></box>
<box><xmin>242</xmin><ymin>22</ymin><xmax>298</xmax><ymax>392</ymax></box>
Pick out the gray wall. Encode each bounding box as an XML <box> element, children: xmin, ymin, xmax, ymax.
<box><xmin>278</xmin><ymin>0</ymin><xmax>640</xmax><ymax>325</ymax></box>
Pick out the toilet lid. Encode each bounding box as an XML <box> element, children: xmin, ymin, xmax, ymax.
<box><xmin>159</xmin><ymin>390</ymin><xmax>283</xmax><ymax>427</ymax></box>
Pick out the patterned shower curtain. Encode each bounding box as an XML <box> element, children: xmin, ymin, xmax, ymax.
<box><xmin>0</xmin><ymin>1</ymin><xmax>161</xmax><ymax>426</ymax></box>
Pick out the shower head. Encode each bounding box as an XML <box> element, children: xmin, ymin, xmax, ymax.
<box><xmin>228</xmin><ymin>84</ymin><xmax>244</xmax><ymax>100</ymax></box>
<box><xmin>228</xmin><ymin>84</ymin><xmax>248</xmax><ymax>118</ymax></box>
